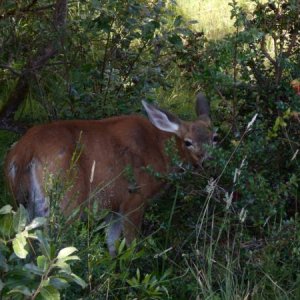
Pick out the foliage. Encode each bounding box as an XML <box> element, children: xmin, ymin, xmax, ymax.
<box><xmin>0</xmin><ymin>204</ymin><xmax>86</xmax><ymax>299</ymax></box>
<box><xmin>0</xmin><ymin>0</ymin><xmax>300</xmax><ymax>299</ymax></box>
<box><xmin>0</xmin><ymin>0</ymin><xmax>194</xmax><ymax>121</ymax></box>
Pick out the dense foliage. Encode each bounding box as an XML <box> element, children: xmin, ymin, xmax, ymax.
<box><xmin>0</xmin><ymin>0</ymin><xmax>299</xmax><ymax>299</ymax></box>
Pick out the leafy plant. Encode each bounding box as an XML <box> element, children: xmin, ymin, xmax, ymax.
<box><xmin>0</xmin><ymin>204</ymin><xmax>86</xmax><ymax>299</ymax></box>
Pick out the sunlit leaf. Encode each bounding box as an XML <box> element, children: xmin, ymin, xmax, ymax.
<box><xmin>57</xmin><ymin>247</ymin><xmax>77</xmax><ymax>259</ymax></box>
<box><xmin>37</xmin><ymin>255</ymin><xmax>49</xmax><ymax>271</ymax></box>
<box><xmin>25</xmin><ymin>217</ymin><xmax>47</xmax><ymax>231</ymax></box>
<box><xmin>13</xmin><ymin>205</ymin><xmax>28</xmax><ymax>233</ymax></box>
<box><xmin>0</xmin><ymin>205</ymin><xmax>13</xmax><ymax>215</ymax></box>
<box><xmin>12</xmin><ymin>232</ymin><xmax>28</xmax><ymax>259</ymax></box>
<box><xmin>39</xmin><ymin>285</ymin><xmax>60</xmax><ymax>300</ymax></box>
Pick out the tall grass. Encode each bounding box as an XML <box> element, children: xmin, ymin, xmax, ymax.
<box><xmin>176</xmin><ymin>0</ymin><xmax>254</xmax><ymax>39</ymax></box>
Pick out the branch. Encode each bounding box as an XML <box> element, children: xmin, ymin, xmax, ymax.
<box><xmin>0</xmin><ymin>64</ymin><xmax>21</xmax><ymax>76</ymax></box>
<box><xmin>0</xmin><ymin>0</ymin><xmax>38</xmax><ymax>20</ymax></box>
<box><xmin>0</xmin><ymin>0</ymin><xmax>68</xmax><ymax>132</ymax></box>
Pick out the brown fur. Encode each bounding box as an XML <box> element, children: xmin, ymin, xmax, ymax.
<box><xmin>4</xmin><ymin>96</ymin><xmax>213</xmax><ymax>255</ymax></box>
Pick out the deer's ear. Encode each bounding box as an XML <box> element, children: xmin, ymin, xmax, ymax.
<box><xmin>142</xmin><ymin>100</ymin><xmax>181</xmax><ymax>134</ymax></box>
<box><xmin>195</xmin><ymin>93</ymin><xmax>210</xmax><ymax>115</ymax></box>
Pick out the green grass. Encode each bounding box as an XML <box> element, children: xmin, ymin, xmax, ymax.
<box><xmin>176</xmin><ymin>0</ymin><xmax>255</xmax><ymax>39</ymax></box>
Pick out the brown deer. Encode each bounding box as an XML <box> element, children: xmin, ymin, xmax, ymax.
<box><xmin>4</xmin><ymin>93</ymin><xmax>213</xmax><ymax>256</ymax></box>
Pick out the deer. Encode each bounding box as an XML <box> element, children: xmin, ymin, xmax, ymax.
<box><xmin>4</xmin><ymin>93</ymin><xmax>213</xmax><ymax>256</ymax></box>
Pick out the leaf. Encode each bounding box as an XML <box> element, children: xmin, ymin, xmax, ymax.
<box><xmin>13</xmin><ymin>205</ymin><xmax>28</xmax><ymax>233</ymax></box>
<box><xmin>37</xmin><ymin>255</ymin><xmax>49</xmax><ymax>271</ymax></box>
<box><xmin>24</xmin><ymin>263</ymin><xmax>43</xmax><ymax>276</ymax></box>
<box><xmin>168</xmin><ymin>34</ymin><xmax>183</xmax><ymax>48</ymax></box>
<box><xmin>118</xmin><ymin>238</ymin><xmax>126</xmax><ymax>255</ymax></box>
<box><xmin>58</xmin><ymin>255</ymin><xmax>80</xmax><ymax>262</ymax></box>
<box><xmin>25</xmin><ymin>217</ymin><xmax>47</xmax><ymax>231</ymax></box>
<box><xmin>0</xmin><ymin>205</ymin><xmax>13</xmax><ymax>215</ymax></box>
<box><xmin>7</xmin><ymin>285</ymin><xmax>32</xmax><ymax>296</ymax></box>
<box><xmin>39</xmin><ymin>285</ymin><xmax>60</xmax><ymax>300</ymax></box>
<box><xmin>0</xmin><ymin>214</ymin><xmax>14</xmax><ymax>237</ymax></box>
<box><xmin>36</xmin><ymin>230</ymin><xmax>50</xmax><ymax>258</ymax></box>
<box><xmin>12</xmin><ymin>232</ymin><xmax>28</xmax><ymax>259</ymax></box>
<box><xmin>49</xmin><ymin>277</ymin><xmax>69</xmax><ymax>290</ymax></box>
<box><xmin>0</xmin><ymin>248</ymin><xmax>8</xmax><ymax>272</ymax></box>
<box><xmin>69</xmin><ymin>273</ymin><xmax>87</xmax><ymax>289</ymax></box>
<box><xmin>57</xmin><ymin>247</ymin><xmax>77</xmax><ymax>259</ymax></box>
<box><xmin>0</xmin><ymin>279</ymin><xmax>3</xmax><ymax>291</ymax></box>
<box><xmin>174</xmin><ymin>15</ymin><xmax>183</xmax><ymax>27</ymax></box>
<box><xmin>53</xmin><ymin>261</ymin><xmax>71</xmax><ymax>273</ymax></box>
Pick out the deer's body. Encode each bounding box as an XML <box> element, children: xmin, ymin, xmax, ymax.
<box><xmin>5</xmin><ymin>94</ymin><xmax>213</xmax><ymax>255</ymax></box>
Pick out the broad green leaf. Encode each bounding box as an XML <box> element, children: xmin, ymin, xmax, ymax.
<box><xmin>36</xmin><ymin>230</ymin><xmax>50</xmax><ymax>258</ymax></box>
<box><xmin>0</xmin><ymin>205</ymin><xmax>13</xmax><ymax>215</ymax></box>
<box><xmin>24</xmin><ymin>263</ymin><xmax>43</xmax><ymax>276</ymax></box>
<box><xmin>57</xmin><ymin>246</ymin><xmax>77</xmax><ymax>259</ymax></box>
<box><xmin>25</xmin><ymin>217</ymin><xmax>47</xmax><ymax>231</ymax></box>
<box><xmin>39</xmin><ymin>285</ymin><xmax>60</xmax><ymax>300</ymax></box>
<box><xmin>57</xmin><ymin>255</ymin><xmax>80</xmax><ymax>263</ymax></box>
<box><xmin>0</xmin><ymin>214</ymin><xmax>14</xmax><ymax>237</ymax></box>
<box><xmin>12</xmin><ymin>232</ymin><xmax>28</xmax><ymax>259</ymax></box>
<box><xmin>0</xmin><ymin>249</ymin><xmax>8</xmax><ymax>272</ymax></box>
<box><xmin>53</xmin><ymin>261</ymin><xmax>71</xmax><ymax>273</ymax></box>
<box><xmin>7</xmin><ymin>285</ymin><xmax>32</xmax><ymax>296</ymax></box>
<box><xmin>49</xmin><ymin>277</ymin><xmax>69</xmax><ymax>290</ymax></box>
<box><xmin>37</xmin><ymin>255</ymin><xmax>49</xmax><ymax>271</ymax></box>
<box><xmin>168</xmin><ymin>34</ymin><xmax>183</xmax><ymax>48</ymax></box>
<box><xmin>69</xmin><ymin>273</ymin><xmax>87</xmax><ymax>288</ymax></box>
<box><xmin>13</xmin><ymin>205</ymin><xmax>28</xmax><ymax>233</ymax></box>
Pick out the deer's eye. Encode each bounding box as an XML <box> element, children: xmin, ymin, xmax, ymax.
<box><xmin>184</xmin><ymin>140</ymin><xmax>193</xmax><ymax>147</ymax></box>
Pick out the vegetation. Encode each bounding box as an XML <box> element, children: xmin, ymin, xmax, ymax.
<box><xmin>0</xmin><ymin>0</ymin><xmax>299</xmax><ymax>299</ymax></box>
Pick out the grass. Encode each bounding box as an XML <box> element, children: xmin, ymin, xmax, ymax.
<box><xmin>176</xmin><ymin>0</ymin><xmax>263</xmax><ymax>40</ymax></box>
<box><xmin>1</xmin><ymin>0</ymin><xmax>299</xmax><ymax>299</ymax></box>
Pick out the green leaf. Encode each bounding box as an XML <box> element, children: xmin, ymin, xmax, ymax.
<box><xmin>69</xmin><ymin>273</ymin><xmax>87</xmax><ymax>289</ymax></box>
<box><xmin>118</xmin><ymin>238</ymin><xmax>126</xmax><ymax>255</ymax></box>
<box><xmin>37</xmin><ymin>255</ymin><xmax>49</xmax><ymax>271</ymax></box>
<box><xmin>24</xmin><ymin>263</ymin><xmax>43</xmax><ymax>276</ymax></box>
<box><xmin>25</xmin><ymin>217</ymin><xmax>47</xmax><ymax>231</ymax></box>
<box><xmin>39</xmin><ymin>285</ymin><xmax>60</xmax><ymax>300</ymax></box>
<box><xmin>0</xmin><ymin>205</ymin><xmax>13</xmax><ymax>215</ymax></box>
<box><xmin>0</xmin><ymin>248</ymin><xmax>8</xmax><ymax>272</ymax></box>
<box><xmin>12</xmin><ymin>232</ymin><xmax>28</xmax><ymax>259</ymax></box>
<box><xmin>174</xmin><ymin>15</ymin><xmax>183</xmax><ymax>27</ymax></box>
<box><xmin>7</xmin><ymin>285</ymin><xmax>32</xmax><ymax>296</ymax></box>
<box><xmin>13</xmin><ymin>205</ymin><xmax>28</xmax><ymax>233</ymax></box>
<box><xmin>57</xmin><ymin>247</ymin><xmax>77</xmax><ymax>259</ymax></box>
<box><xmin>168</xmin><ymin>34</ymin><xmax>183</xmax><ymax>48</ymax></box>
<box><xmin>49</xmin><ymin>277</ymin><xmax>69</xmax><ymax>290</ymax></box>
<box><xmin>53</xmin><ymin>261</ymin><xmax>71</xmax><ymax>273</ymax></box>
<box><xmin>36</xmin><ymin>230</ymin><xmax>50</xmax><ymax>258</ymax></box>
<box><xmin>0</xmin><ymin>214</ymin><xmax>14</xmax><ymax>237</ymax></box>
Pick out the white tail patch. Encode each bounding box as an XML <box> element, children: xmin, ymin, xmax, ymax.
<box><xmin>29</xmin><ymin>160</ymin><xmax>48</xmax><ymax>218</ymax></box>
<box><xmin>8</xmin><ymin>162</ymin><xmax>17</xmax><ymax>183</ymax></box>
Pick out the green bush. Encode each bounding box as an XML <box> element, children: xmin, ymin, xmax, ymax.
<box><xmin>0</xmin><ymin>204</ymin><xmax>86</xmax><ymax>299</ymax></box>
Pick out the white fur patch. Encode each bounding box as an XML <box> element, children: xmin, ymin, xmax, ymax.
<box><xmin>30</xmin><ymin>160</ymin><xmax>48</xmax><ymax>217</ymax></box>
<box><xmin>8</xmin><ymin>163</ymin><xmax>16</xmax><ymax>183</ymax></box>
<box><xmin>106</xmin><ymin>213</ymin><xmax>123</xmax><ymax>256</ymax></box>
